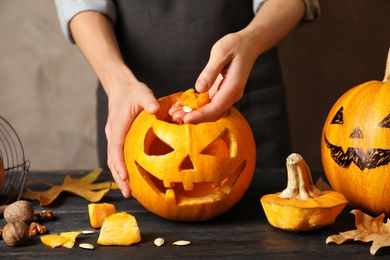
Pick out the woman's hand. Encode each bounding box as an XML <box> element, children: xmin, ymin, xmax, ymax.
<box><xmin>69</xmin><ymin>11</ymin><xmax>160</xmax><ymax>198</ymax></box>
<box><xmin>169</xmin><ymin>31</ymin><xmax>257</xmax><ymax>123</ymax></box>
<box><xmin>169</xmin><ymin>0</ymin><xmax>305</xmax><ymax>124</ymax></box>
<box><xmin>105</xmin><ymin>79</ymin><xmax>159</xmax><ymax>198</ymax></box>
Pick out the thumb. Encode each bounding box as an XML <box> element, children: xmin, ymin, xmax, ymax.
<box><xmin>141</xmin><ymin>92</ymin><xmax>160</xmax><ymax>114</ymax></box>
<box><xmin>196</xmin><ymin>55</ymin><xmax>228</xmax><ymax>93</ymax></box>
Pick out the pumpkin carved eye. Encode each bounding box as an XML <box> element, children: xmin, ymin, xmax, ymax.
<box><xmin>200</xmin><ymin>129</ymin><xmax>236</xmax><ymax>158</ymax></box>
<box><xmin>144</xmin><ymin>128</ymin><xmax>174</xmax><ymax>156</ymax></box>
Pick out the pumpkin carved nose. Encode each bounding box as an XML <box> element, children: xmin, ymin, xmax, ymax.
<box><xmin>350</xmin><ymin>127</ymin><xmax>363</xmax><ymax>139</ymax></box>
<box><xmin>180</xmin><ymin>155</ymin><xmax>194</xmax><ymax>171</ymax></box>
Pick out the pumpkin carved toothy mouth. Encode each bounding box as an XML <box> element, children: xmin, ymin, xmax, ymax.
<box><xmin>134</xmin><ymin>160</ymin><xmax>246</xmax><ymax>205</ymax></box>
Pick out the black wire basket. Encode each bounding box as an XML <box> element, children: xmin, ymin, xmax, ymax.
<box><xmin>0</xmin><ymin>115</ymin><xmax>29</xmax><ymax>205</ymax></box>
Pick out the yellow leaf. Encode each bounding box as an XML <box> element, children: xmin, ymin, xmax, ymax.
<box><xmin>22</xmin><ymin>168</ymin><xmax>118</xmax><ymax>206</ymax></box>
<box><xmin>326</xmin><ymin>209</ymin><xmax>390</xmax><ymax>255</ymax></box>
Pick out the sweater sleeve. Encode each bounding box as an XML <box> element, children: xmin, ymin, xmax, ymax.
<box><xmin>253</xmin><ymin>0</ymin><xmax>320</xmax><ymax>21</ymax></box>
<box><xmin>54</xmin><ymin>0</ymin><xmax>117</xmax><ymax>43</ymax></box>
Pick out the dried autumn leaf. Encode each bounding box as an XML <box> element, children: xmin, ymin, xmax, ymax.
<box><xmin>22</xmin><ymin>168</ymin><xmax>118</xmax><ymax>206</ymax></box>
<box><xmin>326</xmin><ymin>209</ymin><xmax>390</xmax><ymax>255</ymax></box>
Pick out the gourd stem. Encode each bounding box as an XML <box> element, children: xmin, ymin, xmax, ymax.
<box><xmin>383</xmin><ymin>47</ymin><xmax>390</xmax><ymax>82</ymax></box>
<box><xmin>279</xmin><ymin>153</ymin><xmax>322</xmax><ymax>200</ymax></box>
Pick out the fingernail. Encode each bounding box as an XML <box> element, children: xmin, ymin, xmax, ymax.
<box><xmin>196</xmin><ymin>79</ymin><xmax>208</xmax><ymax>91</ymax></box>
<box><xmin>147</xmin><ymin>102</ymin><xmax>160</xmax><ymax>113</ymax></box>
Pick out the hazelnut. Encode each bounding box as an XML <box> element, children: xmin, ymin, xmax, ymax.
<box><xmin>2</xmin><ymin>221</ymin><xmax>29</xmax><ymax>246</ymax></box>
<box><xmin>4</xmin><ymin>200</ymin><xmax>35</xmax><ymax>225</ymax></box>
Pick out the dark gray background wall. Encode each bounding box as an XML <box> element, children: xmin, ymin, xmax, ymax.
<box><xmin>280</xmin><ymin>0</ymin><xmax>390</xmax><ymax>168</ymax></box>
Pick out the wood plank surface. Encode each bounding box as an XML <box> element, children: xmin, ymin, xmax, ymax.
<box><xmin>0</xmin><ymin>169</ymin><xmax>386</xmax><ymax>259</ymax></box>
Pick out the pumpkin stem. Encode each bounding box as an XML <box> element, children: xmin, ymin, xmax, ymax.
<box><xmin>383</xmin><ymin>47</ymin><xmax>390</xmax><ymax>82</ymax></box>
<box><xmin>279</xmin><ymin>153</ymin><xmax>322</xmax><ymax>200</ymax></box>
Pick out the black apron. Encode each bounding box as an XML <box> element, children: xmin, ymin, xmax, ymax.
<box><xmin>97</xmin><ymin>0</ymin><xmax>292</xmax><ymax>169</ymax></box>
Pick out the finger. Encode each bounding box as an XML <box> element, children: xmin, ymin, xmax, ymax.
<box><xmin>168</xmin><ymin>102</ymin><xmax>182</xmax><ymax>115</ymax></box>
<box><xmin>107</xmin><ymin>153</ymin><xmax>132</xmax><ymax>198</ymax></box>
<box><xmin>182</xmin><ymin>98</ymin><xmax>227</xmax><ymax>124</ymax></box>
<box><xmin>171</xmin><ymin>110</ymin><xmax>187</xmax><ymax>122</ymax></box>
<box><xmin>184</xmin><ymin>78</ymin><xmax>240</xmax><ymax>124</ymax></box>
<box><xmin>105</xmin><ymin>113</ymin><xmax>132</xmax><ymax>198</ymax></box>
<box><xmin>140</xmin><ymin>91</ymin><xmax>160</xmax><ymax>114</ymax></box>
<box><xmin>196</xmin><ymin>49</ymin><xmax>231</xmax><ymax>93</ymax></box>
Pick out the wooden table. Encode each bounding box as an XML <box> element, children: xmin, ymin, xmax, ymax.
<box><xmin>0</xmin><ymin>169</ymin><xmax>386</xmax><ymax>259</ymax></box>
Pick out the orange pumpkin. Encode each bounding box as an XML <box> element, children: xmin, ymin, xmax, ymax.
<box><xmin>124</xmin><ymin>90</ymin><xmax>256</xmax><ymax>221</ymax></box>
<box><xmin>321</xmin><ymin>49</ymin><xmax>390</xmax><ymax>216</ymax></box>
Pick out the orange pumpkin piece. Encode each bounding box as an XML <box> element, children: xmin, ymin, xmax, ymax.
<box><xmin>97</xmin><ymin>212</ymin><xmax>141</xmax><ymax>246</ymax></box>
<box><xmin>261</xmin><ymin>153</ymin><xmax>348</xmax><ymax>231</ymax></box>
<box><xmin>40</xmin><ymin>234</ymin><xmax>69</xmax><ymax>248</ymax></box>
<box><xmin>40</xmin><ymin>231</ymin><xmax>82</xmax><ymax>248</ymax></box>
<box><xmin>177</xmin><ymin>88</ymin><xmax>209</xmax><ymax>110</ymax></box>
<box><xmin>88</xmin><ymin>203</ymin><xmax>116</xmax><ymax>228</ymax></box>
<box><xmin>60</xmin><ymin>231</ymin><xmax>83</xmax><ymax>248</ymax></box>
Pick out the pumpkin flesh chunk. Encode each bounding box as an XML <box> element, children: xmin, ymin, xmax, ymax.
<box><xmin>88</xmin><ymin>203</ymin><xmax>117</xmax><ymax>228</ymax></box>
<box><xmin>40</xmin><ymin>231</ymin><xmax>82</xmax><ymax>249</ymax></box>
<box><xmin>97</xmin><ymin>212</ymin><xmax>141</xmax><ymax>246</ymax></box>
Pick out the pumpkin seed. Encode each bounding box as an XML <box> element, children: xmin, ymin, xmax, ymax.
<box><xmin>182</xmin><ymin>106</ymin><xmax>193</xmax><ymax>113</ymax></box>
<box><xmin>79</xmin><ymin>243</ymin><xmax>94</xmax><ymax>250</ymax></box>
<box><xmin>172</xmin><ymin>240</ymin><xmax>191</xmax><ymax>246</ymax></box>
<box><xmin>81</xmin><ymin>230</ymin><xmax>95</xmax><ymax>235</ymax></box>
<box><xmin>154</xmin><ymin>237</ymin><xmax>165</xmax><ymax>247</ymax></box>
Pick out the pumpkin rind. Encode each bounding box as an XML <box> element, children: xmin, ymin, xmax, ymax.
<box><xmin>321</xmin><ymin>50</ymin><xmax>390</xmax><ymax>216</ymax></box>
<box><xmin>124</xmin><ymin>91</ymin><xmax>256</xmax><ymax>221</ymax></box>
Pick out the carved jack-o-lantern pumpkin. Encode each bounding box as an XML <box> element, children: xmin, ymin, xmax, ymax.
<box><xmin>321</xmin><ymin>50</ymin><xmax>390</xmax><ymax>216</ymax></box>
<box><xmin>124</xmin><ymin>91</ymin><xmax>256</xmax><ymax>221</ymax></box>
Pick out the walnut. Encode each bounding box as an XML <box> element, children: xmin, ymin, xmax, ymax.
<box><xmin>28</xmin><ymin>222</ymin><xmax>47</xmax><ymax>237</ymax></box>
<box><xmin>35</xmin><ymin>210</ymin><xmax>55</xmax><ymax>221</ymax></box>
<box><xmin>4</xmin><ymin>200</ymin><xmax>35</xmax><ymax>225</ymax></box>
<box><xmin>2</xmin><ymin>221</ymin><xmax>29</xmax><ymax>246</ymax></box>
